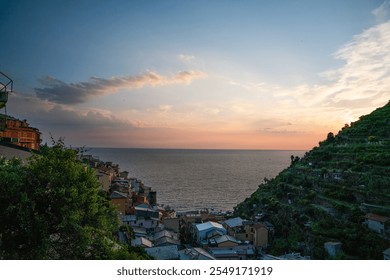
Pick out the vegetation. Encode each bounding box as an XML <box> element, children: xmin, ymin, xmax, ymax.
<box><xmin>0</xmin><ymin>140</ymin><xmax>150</xmax><ymax>259</ymax></box>
<box><xmin>235</xmin><ymin>101</ymin><xmax>390</xmax><ymax>259</ymax></box>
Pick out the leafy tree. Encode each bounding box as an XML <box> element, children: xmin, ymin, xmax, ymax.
<box><xmin>0</xmin><ymin>142</ymin><xmax>146</xmax><ymax>259</ymax></box>
<box><xmin>326</xmin><ymin>132</ymin><xmax>335</xmax><ymax>142</ymax></box>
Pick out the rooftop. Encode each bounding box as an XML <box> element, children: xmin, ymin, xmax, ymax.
<box><xmin>195</xmin><ymin>221</ymin><xmax>225</xmax><ymax>232</ymax></box>
<box><xmin>365</xmin><ymin>213</ymin><xmax>390</xmax><ymax>223</ymax></box>
<box><xmin>110</xmin><ymin>191</ymin><xmax>127</xmax><ymax>199</ymax></box>
<box><xmin>131</xmin><ymin>237</ymin><xmax>153</xmax><ymax>248</ymax></box>
<box><xmin>213</xmin><ymin>234</ymin><xmax>240</xmax><ymax>245</ymax></box>
<box><xmin>145</xmin><ymin>245</ymin><xmax>179</xmax><ymax>260</ymax></box>
<box><xmin>224</xmin><ymin>217</ymin><xmax>245</xmax><ymax>228</ymax></box>
<box><xmin>179</xmin><ymin>248</ymin><xmax>215</xmax><ymax>260</ymax></box>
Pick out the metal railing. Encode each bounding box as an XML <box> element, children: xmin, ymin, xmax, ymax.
<box><xmin>0</xmin><ymin>71</ymin><xmax>13</xmax><ymax>93</ymax></box>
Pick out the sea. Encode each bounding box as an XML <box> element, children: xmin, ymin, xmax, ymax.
<box><xmin>89</xmin><ymin>148</ymin><xmax>306</xmax><ymax>212</ymax></box>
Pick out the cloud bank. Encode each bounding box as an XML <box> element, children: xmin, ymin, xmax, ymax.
<box><xmin>35</xmin><ymin>70</ymin><xmax>206</xmax><ymax>104</ymax></box>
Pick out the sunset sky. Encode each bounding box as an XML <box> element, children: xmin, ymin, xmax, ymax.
<box><xmin>1</xmin><ymin>0</ymin><xmax>389</xmax><ymax>149</ymax></box>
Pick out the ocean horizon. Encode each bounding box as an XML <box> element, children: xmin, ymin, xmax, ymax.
<box><xmin>88</xmin><ymin>148</ymin><xmax>307</xmax><ymax>211</ymax></box>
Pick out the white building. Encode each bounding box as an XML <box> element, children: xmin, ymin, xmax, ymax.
<box><xmin>365</xmin><ymin>213</ymin><xmax>390</xmax><ymax>235</ymax></box>
<box><xmin>194</xmin><ymin>221</ymin><xmax>227</xmax><ymax>245</ymax></box>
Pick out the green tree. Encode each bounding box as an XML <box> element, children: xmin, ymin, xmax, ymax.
<box><xmin>0</xmin><ymin>142</ymin><xmax>146</xmax><ymax>259</ymax></box>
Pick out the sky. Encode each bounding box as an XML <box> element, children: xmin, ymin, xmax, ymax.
<box><xmin>1</xmin><ymin>0</ymin><xmax>389</xmax><ymax>150</ymax></box>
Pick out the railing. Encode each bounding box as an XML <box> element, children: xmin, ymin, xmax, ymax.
<box><xmin>0</xmin><ymin>72</ymin><xmax>13</xmax><ymax>131</ymax></box>
<box><xmin>0</xmin><ymin>71</ymin><xmax>13</xmax><ymax>93</ymax></box>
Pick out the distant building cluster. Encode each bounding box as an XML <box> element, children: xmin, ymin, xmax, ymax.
<box><xmin>79</xmin><ymin>152</ymin><xmax>307</xmax><ymax>260</ymax></box>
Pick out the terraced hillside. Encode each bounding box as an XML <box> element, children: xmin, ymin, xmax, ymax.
<box><xmin>234</xmin><ymin>101</ymin><xmax>390</xmax><ymax>259</ymax></box>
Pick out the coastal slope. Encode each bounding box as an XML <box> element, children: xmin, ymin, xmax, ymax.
<box><xmin>234</xmin><ymin>101</ymin><xmax>390</xmax><ymax>259</ymax></box>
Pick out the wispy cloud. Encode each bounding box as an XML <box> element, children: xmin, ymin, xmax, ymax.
<box><xmin>35</xmin><ymin>70</ymin><xmax>207</xmax><ymax>104</ymax></box>
<box><xmin>372</xmin><ymin>0</ymin><xmax>390</xmax><ymax>23</ymax></box>
<box><xmin>320</xmin><ymin>21</ymin><xmax>390</xmax><ymax>106</ymax></box>
<box><xmin>178</xmin><ymin>54</ymin><xmax>196</xmax><ymax>62</ymax></box>
<box><xmin>273</xmin><ymin>21</ymin><xmax>390</xmax><ymax>117</ymax></box>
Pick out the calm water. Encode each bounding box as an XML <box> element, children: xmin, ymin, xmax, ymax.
<box><xmin>89</xmin><ymin>148</ymin><xmax>306</xmax><ymax>211</ymax></box>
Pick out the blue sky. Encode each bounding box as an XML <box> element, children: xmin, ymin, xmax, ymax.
<box><xmin>1</xmin><ymin>0</ymin><xmax>389</xmax><ymax>149</ymax></box>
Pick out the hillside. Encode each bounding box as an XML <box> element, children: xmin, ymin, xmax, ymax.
<box><xmin>234</xmin><ymin>101</ymin><xmax>390</xmax><ymax>259</ymax></box>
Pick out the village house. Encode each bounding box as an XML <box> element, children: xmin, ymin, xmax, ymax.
<box><xmin>156</xmin><ymin>205</ymin><xmax>176</xmax><ymax>219</ymax></box>
<box><xmin>154</xmin><ymin>236</ymin><xmax>181</xmax><ymax>247</ymax></box>
<box><xmin>131</xmin><ymin>237</ymin><xmax>153</xmax><ymax>248</ymax></box>
<box><xmin>223</xmin><ymin>217</ymin><xmax>274</xmax><ymax>248</ymax></box>
<box><xmin>119</xmin><ymin>170</ymin><xmax>129</xmax><ymax>179</ymax></box>
<box><xmin>152</xmin><ymin>229</ymin><xmax>180</xmax><ymax>247</ymax></box>
<box><xmin>95</xmin><ymin>169</ymin><xmax>112</xmax><ymax>192</ymax></box>
<box><xmin>364</xmin><ymin>213</ymin><xmax>390</xmax><ymax>235</ymax></box>
<box><xmin>179</xmin><ymin>247</ymin><xmax>215</xmax><ymax>260</ymax></box>
<box><xmin>110</xmin><ymin>182</ymin><xmax>131</xmax><ymax>196</ymax></box>
<box><xmin>324</xmin><ymin>241</ymin><xmax>343</xmax><ymax>258</ymax></box>
<box><xmin>98</xmin><ymin>164</ymin><xmax>117</xmax><ymax>181</ymax></box>
<box><xmin>262</xmin><ymin>252</ymin><xmax>310</xmax><ymax>260</ymax></box>
<box><xmin>251</xmin><ymin>222</ymin><xmax>274</xmax><ymax>248</ymax></box>
<box><xmin>122</xmin><ymin>215</ymin><xmax>137</xmax><ymax>226</ymax></box>
<box><xmin>132</xmin><ymin>227</ymin><xmax>148</xmax><ymax>238</ymax></box>
<box><xmin>384</xmin><ymin>248</ymin><xmax>390</xmax><ymax>260</ymax></box>
<box><xmin>208</xmin><ymin>234</ymin><xmax>241</xmax><ymax>247</ymax></box>
<box><xmin>133</xmin><ymin>206</ymin><xmax>161</xmax><ymax>219</ymax></box>
<box><xmin>110</xmin><ymin>191</ymin><xmax>131</xmax><ymax>215</ymax></box>
<box><xmin>80</xmin><ymin>154</ymin><xmax>101</xmax><ymax>168</ymax></box>
<box><xmin>162</xmin><ymin>217</ymin><xmax>180</xmax><ymax>233</ymax></box>
<box><xmin>193</xmin><ymin>221</ymin><xmax>227</xmax><ymax>245</ymax></box>
<box><xmin>134</xmin><ymin>217</ymin><xmax>160</xmax><ymax>231</ymax></box>
<box><xmin>134</xmin><ymin>194</ymin><xmax>149</xmax><ymax>205</ymax></box>
<box><xmin>136</xmin><ymin>202</ymin><xmax>150</xmax><ymax>209</ymax></box>
<box><xmin>208</xmin><ymin>245</ymin><xmax>255</xmax><ymax>260</ymax></box>
<box><xmin>130</xmin><ymin>178</ymin><xmax>142</xmax><ymax>192</ymax></box>
<box><xmin>112</xmin><ymin>178</ymin><xmax>130</xmax><ymax>188</ymax></box>
<box><xmin>122</xmin><ymin>214</ymin><xmax>161</xmax><ymax>232</ymax></box>
<box><xmin>153</xmin><ymin>229</ymin><xmax>178</xmax><ymax>242</ymax></box>
<box><xmin>145</xmin><ymin>245</ymin><xmax>179</xmax><ymax>260</ymax></box>
<box><xmin>223</xmin><ymin>217</ymin><xmax>245</xmax><ymax>234</ymax></box>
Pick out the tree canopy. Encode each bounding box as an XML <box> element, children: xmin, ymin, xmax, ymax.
<box><xmin>0</xmin><ymin>141</ymin><xmax>149</xmax><ymax>259</ymax></box>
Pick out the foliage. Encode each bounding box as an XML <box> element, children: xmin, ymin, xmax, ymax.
<box><xmin>0</xmin><ymin>141</ymin><xmax>148</xmax><ymax>259</ymax></box>
<box><xmin>235</xmin><ymin>101</ymin><xmax>390</xmax><ymax>259</ymax></box>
